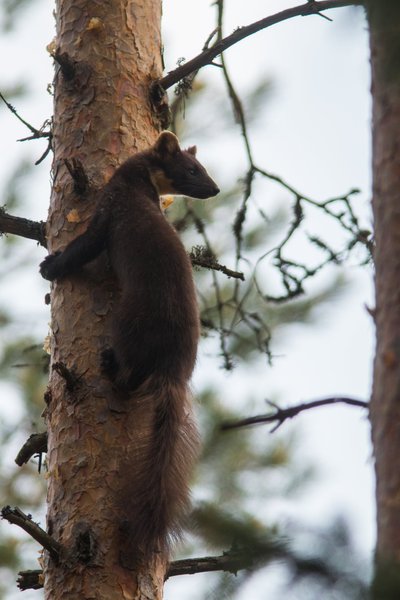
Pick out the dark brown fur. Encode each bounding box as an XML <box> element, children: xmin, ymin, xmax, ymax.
<box><xmin>40</xmin><ymin>132</ymin><xmax>219</xmax><ymax>564</ymax></box>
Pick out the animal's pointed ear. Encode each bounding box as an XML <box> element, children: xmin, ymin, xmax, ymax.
<box><xmin>153</xmin><ymin>131</ymin><xmax>181</xmax><ymax>156</ymax></box>
<box><xmin>186</xmin><ymin>145</ymin><xmax>197</xmax><ymax>156</ymax></box>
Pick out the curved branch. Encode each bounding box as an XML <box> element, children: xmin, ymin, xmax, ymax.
<box><xmin>155</xmin><ymin>1</ymin><xmax>358</xmax><ymax>91</ymax></box>
<box><xmin>15</xmin><ymin>432</ymin><xmax>48</xmax><ymax>466</ymax></box>
<box><xmin>0</xmin><ymin>207</ymin><xmax>46</xmax><ymax>247</ymax></box>
<box><xmin>221</xmin><ymin>396</ymin><xmax>368</xmax><ymax>432</ymax></box>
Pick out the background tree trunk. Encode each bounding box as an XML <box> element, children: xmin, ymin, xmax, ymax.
<box><xmin>44</xmin><ymin>1</ymin><xmax>165</xmax><ymax>597</ymax></box>
<box><xmin>367</xmin><ymin>0</ymin><xmax>400</xmax><ymax>590</ymax></box>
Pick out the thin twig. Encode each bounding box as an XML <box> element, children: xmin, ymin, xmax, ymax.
<box><xmin>167</xmin><ymin>0</ymin><xmax>366</xmax><ymax>369</ymax></box>
<box><xmin>190</xmin><ymin>249</ymin><xmax>244</xmax><ymax>280</ymax></box>
<box><xmin>34</xmin><ymin>138</ymin><xmax>53</xmax><ymax>165</ymax></box>
<box><xmin>0</xmin><ymin>93</ymin><xmax>53</xmax><ymax>164</ymax></box>
<box><xmin>187</xmin><ymin>205</ymin><xmax>233</xmax><ymax>369</ymax></box>
<box><xmin>1</xmin><ymin>506</ymin><xmax>61</xmax><ymax>560</ymax></box>
<box><xmin>221</xmin><ymin>396</ymin><xmax>368</xmax><ymax>432</ymax></box>
<box><xmin>0</xmin><ymin>93</ymin><xmax>43</xmax><ymax>135</ymax></box>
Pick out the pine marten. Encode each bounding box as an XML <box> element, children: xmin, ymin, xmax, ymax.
<box><xmin>40</xmin><ymin>131</ymin><xmax>219</xmax><ymax>565</ymax></box>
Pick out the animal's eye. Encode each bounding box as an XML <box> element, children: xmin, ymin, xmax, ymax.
<box><xmin>188</xmin><ymin>167</ymin><xmax>197</xmax><ymax>175</ymax></box>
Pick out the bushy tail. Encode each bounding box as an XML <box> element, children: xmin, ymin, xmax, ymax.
<box><xmin>118</xmin><ymin>377</ymin><xmax>200</xmax><ymax>567</ymax></box>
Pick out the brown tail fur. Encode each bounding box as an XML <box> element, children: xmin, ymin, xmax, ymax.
<box><xmin>118</xmin><ymin>376</ymin><xmax>200</xmax><ymax>567</ymax></box>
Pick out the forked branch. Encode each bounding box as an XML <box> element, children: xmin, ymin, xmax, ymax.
<box><xmin>0</xmin><ymin>93</ymin><xmax>52</xmax><ymax>164</ymax></box>
<box><xmin>221</xmin><ymin>396</ymin><xmax>368</xmax><ymax>432</ymax></box>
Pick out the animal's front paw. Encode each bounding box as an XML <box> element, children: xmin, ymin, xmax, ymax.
<box><xmin>39</xmin><ymin>252</ymin><xmax>62</xmax><ymax>281</ymax></box>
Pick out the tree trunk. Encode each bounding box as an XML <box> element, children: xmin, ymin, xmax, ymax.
<box><xmin>367</xmin><ymin>0</ymin><xmax>400</xmax><ymax>592</ymax></box>
<box><xmin>44</xmin><ymin>1</ymin><xmax>165</xmax><ymax>597</ymax></box>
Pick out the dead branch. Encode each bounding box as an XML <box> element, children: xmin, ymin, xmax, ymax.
<box><xmin>0</xmin><ymin>92</ymin><xmax>50</xmax><ymax>138</ymax></box>
<box><xmin>17</xmin><ymin>570</ymin><xmax>43</xmax><ymax>591</ymax></box>
<box><xmin>17</xmin><ymin>549</ymin><xmax>254</xmax><ymax>590</ymax></box>
<box><xmin>191</xmin><ymin>257</ymin><xmax>244</xmax><ymax>280</ymax></box>
<box><xmin>1</xmin><ymin>506</ymin><xmax>61</xmax><ymax>560</ymax></box>
<box><xmin>15</xmin><ymin>432</ymin><xmax>48</xmax><ymax>466</ymax></box>
<box><xmin>221</xmin><ymin>396</ymin><xmax>368</xmax><ymax>432</ymax></box>
<box><xmin>0</xmin><ymin>207</ymin><xmax>46</xmax><ymax>246</ymax></box>
<box><xmin>166</xmin><ymin>550</ymin><xmax>254</xmax><ymax>579</ymax></box>
<box><xmin>154</xmin><ymin>1</ymin><xmax>358</xmax><ymax>92</ymax></box>
<box><xmin>190</xmin><ymin>246</ymin><xmax>244</xmax><ymax>280</ymax></box>
<box><xmin>0</xmin><ymin>93</ymin><xmax>53</xmax><ymax>165</ymax></box>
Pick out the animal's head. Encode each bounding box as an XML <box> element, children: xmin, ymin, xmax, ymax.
<box><xmin>150</xmin><ymin>131</ymin><xmax>219</xmax><ymax>200</ymax></box>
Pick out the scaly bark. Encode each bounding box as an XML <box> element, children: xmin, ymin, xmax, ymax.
<box><xmin>367</xmin><ymin>0</ymin><xmax>400</xmax><ymax>591</ymax></box>
<box><xmin>44</xmin><ymin>1</ymin><xmax>165</xmax><ymax>598</ymax></box>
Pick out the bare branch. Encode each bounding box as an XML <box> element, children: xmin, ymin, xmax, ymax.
<box><xmin>16</xmin><ymin>548</ymin><xmax>254</xmax><ymax>590</ymax></box>
<box><xmin>34</xmin><ymin>138</ymin><xmax>53</xmax><ymax>166</ymax></box>
<box><xmin>0</xmin><ymin>93</ymin><xmax>53</xmax><ymax>165</ymax></box>
<box><xmin>0</xmin><ymin>207</ymin><xmax>47</xmax><ymax>247</ymax></box>
<box><xmin>1</xmin><ymin>506</ymin><xmax>61</xmax><ymax>560</ymax></box>
<box><xmin>190</xmin><ymin>246</ymin><xmax>244</xmax><ymax>280</ymax></box>
<box><xmin>166</xmin><ymin>550</ymin><xmax>254</xmax><ymax>579</ymax></box>
<box><xmin>221</xmin><ymin>396</ymin><xmax>368</xmax><ymax>432</ymax></box>
<box><xmin>15</xmin><ymin>432</ymin><xmax>48</xmax><ymax>467</ymax></box>
<box><xmin>186</xmin><ymin>206</ymin><xmax>235</xmax><ymax>369</ymax></box>
<box><xmin>252</xmin><ymin>184</ymin><xmax>372</xmax><ymax>303</ymax></box>
<box><xmin>15</xmin><ymin>533</ymin><xmax>347</xmax><ymax>588</ymax></box>
<box><xmin>16</xmin><ymin>551</ymin><xmax>253</xmax><ymax>590</ymax></box>
<box><xmin>155</xmin><ymin>1</ymin><xmax>358</xmax><ymax>92</ymax></box>
<box><xmin>191</xmin><ymin>257</ymin><xmax>244</xmax><ymax>280</ymax></box>
<box><xmin>0</xmin><ymin>92</ymin><xmax>44</xmax><ymax>136</ymax></box>
<box><xmin>162</xmin><ymin>0</ymin><xmax>367</xmax><ymax>371</ymax></box>
<box><xmin>17</xmin><ymin>570</ymin><xmax>43</xmax><ymax>591</ymax></box>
